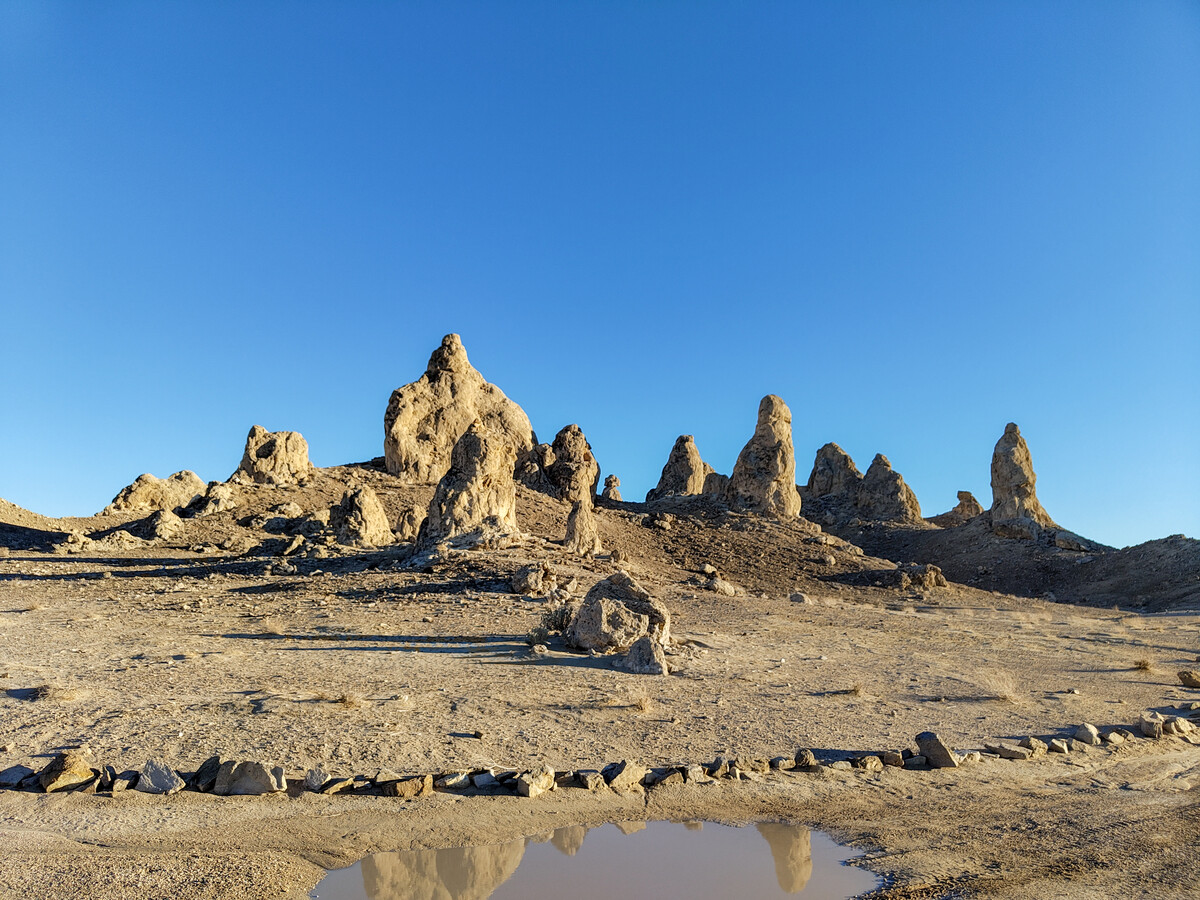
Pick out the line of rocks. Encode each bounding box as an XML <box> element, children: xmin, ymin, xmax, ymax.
<box><xmin>6</xmin><ymin>707</ymin><xmax>1196</xmax><ymax>799</ymax></box>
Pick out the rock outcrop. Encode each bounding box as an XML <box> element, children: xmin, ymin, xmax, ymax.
<box><xmin>564</xmin><ymin>500</ymin><xmax>603</xmax><ymax>556</ymax></box>
<box><xmin>601</xmin><ymin>475</ymin><xmax>622</xmax><ymax>501</ymax></box>
<box><xmin>232</xmin><ymin>426</ymin><xmax>311</xmax><ymax>486</ymax></box>
<box><xmin>104</xmin><ymin>471</ymin><xmax>206</xmax><ymax>515</ymax></box>
<box><xmin>990</xmin><ymin>423</ymin><xmax>1057</xmax><ymax>538</ymax></box>
<box><xmin>544</xmin><ymin>424</ymin><xmax>600</xmax><ymax>503</ymax></box>
<box><xmin>929</xmin><ymin>490</ymin><xmax>985</xmax><ymax>527</ymax></box>
<box><xmin>330</xmin><ymin>486</ymin><xmax>393</xmax><ymax>547</ymax></box>
<box><xmin>646</xmin><ymin>435</ymin><xmax>711</xmax><ymax>501</ymax></box>
<box><xmin>855</xmin><ymin>454</ymin><xmax>922</xmax><ymax>522</ymax></box>
<box><xmin>384</xmin><ymin>334</ymin><xmax>536</xmax><ymax>484</ymax></box>
<box><xmin>724</xmin><ymin>395</ymin><xmax>801</xmax><ymax>517</ymax></box>
<box><xmin>565</xmin><ymin>571</ymin><xmax>670</xmax><ymax>653</ymax></box>
<box><xmin>417</xmin><ymin>421</ymin><xmax>519</xmax><ymax>547</ymax></box>
<box><xmin>804</xmin><ymin>443</ymin><xmax>862</xmax><ymax>499</ymax></box>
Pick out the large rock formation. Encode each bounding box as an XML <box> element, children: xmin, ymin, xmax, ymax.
<box><xmin>646</xmin><ymin>435</ymin><xmax>711</xmax><ymax>501</ymax></box>
<box><xmin>929</xmin><ymin>490</ymin><xmax>985</xmax><ymax>528</ymax></box>
<box><xmin>330</xmin><ymin>486</ymin><xmax>393</xmax><ymax>547</ymax></box>
<box><xmin>990</xmin><ymin>423</ymin><xmax>1057</xmax><ymax>537</ymax></box>
<box><xmin>384</xmin><ymin>334</ymin><xmax>536</xmax><ymax>484</ymax></box>
<box><xmin>856</xmin><ymin>454</ymin><xmax>922</xmax><ymax>523</ymax></box>
<box><xmin>417</xmin><ymin>421</ymin><xmax>519</xmax><ymax>547</ymax></box>
<box><xmin>804</xmin><ymin>443</ymin><xmax>862</xmax><ymax>499</ymax></box>
<box><xmin>564</xmin><ymin>500</ymin><xmax>603</xmax><ymax>556</ymax></box>
<box><xmin>601</xmin><ymin>475</ymin><xmax>622</xmax><ymax>501</ymax></box>
<box><xmin>565</xmin><ymin>571</ymin><xmax>671</xmax><ymax>653</ymax></box>
<box><xmin>724</xmin><ymin>395</ymin><xmax>801</xmax><ymax>517</ymax></box>
<box><xmin>232</xmin><ymin>426</ymin><xmax>311</xmax><ymax>486</ymax></box>
<box><xmin>544</xmin><ymin>424</ymin><xmax>600</xmax><ymax>504</ymax></box>
<box><xmin>104</xmin><ymin>471</ymin><xmax>206</xmax><ymax>515</ymax></box>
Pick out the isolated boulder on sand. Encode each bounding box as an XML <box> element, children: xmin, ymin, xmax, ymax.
<box><xmin>601</xmin><ymin>475</ymin><xmax>622</xmax><ymax>501</ymax></box>
<box><xmin>330</xmin><ymin>486</ymin><xmax>393</xmax><ymax>547</ymax></box>
<box><xmin>232</xmin><ymin>425</ymin><xmax>312</xmax><ymax>486</ymax></box>
<box><xmin>929</xmin><ymin>491</ymin><xmax>985</xmax><ymax>528</ymax></box>
<box><xmin>383</xmin><ymin>333</ymin><xmax>536</xmax><ymax>484</ymax></box>
<box><xmin>417</xmin><ymin>421</ymin><xmax>519</xmax><ymax>547</ymax></box>
<box><xmin>724</xmin><ymin>395</ymin><xmax>801</xmax><ymax>517</ymax></box>
<box><xmin>566</xmin><ymin>571</ymin><xmax>670</xmax><ymax>652</ymax></box>
<box><xmin>804</xmin><ymin>443</ymin><xmax>863</xmax><ymax>500</ymax></box>
<box><xmin>104</xmin><ymin>471</ymin><xmax>206</xmax><ymax>515</ymax></box>
<box><xmin>544</xmin><ymin>424</ymin><xmax>601</xmax><ymax>503</ymax></box>
<box><xmin>856</xmin><ymin>454</ymin><xmax>922</xmax><ymax>523</ymax></box>
<box><xmin>646</xmin><ymin>435</ymin><xmax>711</xmax><ymax>501</ymax></box>
<box><xmin>990</xmin><ymin>423</ymin><xmax>1058</xmax><ymax>538</ymax></box>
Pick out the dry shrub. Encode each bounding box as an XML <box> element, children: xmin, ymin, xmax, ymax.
<box><xmin>33</xmin><ymin>684</ymin><xmax>82</xmax><ymax>703</ymax></box>
<box><xmin>335</xmin><ymin>692</ymin><xmax>365</xmax><ymax>709</ymax></box>
<box><xmin>979</xmin><ymin>669</ymin><xmax>1020</xmax><ymax>703</ymax></box>
<box><xmin>1134</xmin><ymin>658</ymin><xmax>1153</xmax><ymax>673</ymax></box>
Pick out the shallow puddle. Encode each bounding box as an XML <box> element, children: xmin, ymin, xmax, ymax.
<box><xmin>310</xmin><ymin>820</ymin><xmax>880</xmax><ymax>899</ymax></box>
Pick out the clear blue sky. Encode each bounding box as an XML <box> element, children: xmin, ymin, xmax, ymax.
<box><xmin>1</xmin><ymin>2</ymin><xmax>1197</xmax><ymax>549</ymax></box>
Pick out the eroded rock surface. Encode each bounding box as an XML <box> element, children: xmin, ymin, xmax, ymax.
<box><xmin>566</xmin><ymin>571</ymin><xmax>670</xmax><ymax>652</ymax></box>
<box><xmin>724</xmin><ymin>395</ymin><xmax>801</xmax><ymax>517</ymax></box>
<box><xmin>991</xmin><ymin>422</ymin><xmax>1057</xmax><ymax>537</ymax></box>
<box><xmin>647</xmin><ymin>435</ymin><xmax>710</xmax><ymax>501</ymax></box>
<box><xmin>601</xmin><ymin>475</ymin><xmax>622</xmax><ymax>501</ymax></box>
<box><xmin>856</xmin><ymin>454</ymin><xmax>921</xmax><ymax>523</ymax></box>
<box><xmin>564</xmin><ymin>500</ymin><xmax>603</xmax><ymax>556</ymax></box>
<box><xmin>929</xmin><ymin>491</ymin><xmax>985</xmax><ymax>528</ymax></box>
<box><xmin>104</xmin><ymin>471</ymin><xmax>206</xmax><ymax>515</ymax></box>
<box><xmin>544</xmin><ymin>424</ymin><xmax>600</xmax><ymax>504</ymax></box>
<box><xmin>331</xmin><ymin>486</ymin><xmax>393</xmax><ymax>547</ymax></box>
<box><xmin>233</xmin><ymin>426</ymin><xmax>312</xmax><ymax>486</ymax></box>
<box><xmin>804</xmin><ymin>443</ymin><xmax>863</xmax><ymax>500</ymax></box>
<box><xmin>417</xmin><ymin>421</ymin><xmax>519</xmax><ymax>547</ymax></box>
<box><xmin>384</xmin><ymin>334</ymin><xmax>536</xmax><ymax>484</ymax></box>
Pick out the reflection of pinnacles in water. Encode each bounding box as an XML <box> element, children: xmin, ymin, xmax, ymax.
<box><xmin>755</xmin><ymin>823</ymin><xmax>813</xmax><ymax>894</ymax></box>
<box><xmin>360</xmin><ymin>838</ymin><xmax>525</xmax><ymax>900</ymax></box>
<box><xmin>614</xmin><ymin>820</ymin><xmax>646</xmax><ymax>836</ymax></box>
<box><xmin>549</xmin><ymin>825</ymin><xmax>589</xmax><ymax>857</ymax></box>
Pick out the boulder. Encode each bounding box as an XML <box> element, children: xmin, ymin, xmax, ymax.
<box><xmin>603</xmin><ymin>760</ymin><xmax>647</xmax><ymax>793</ymax></box>
<box><xmin>601</xmin><ymin>475</ymin><xmax>622</xmax><ymax>502</ymax></box>
<box><xmin>134</xmin><ymin>759</ymin><xmax>186</xmax><ymax>795</ymax></box>
<box><xmin>383</xmin><ymin>333</ymin><xmax>536</xmax><ymax>483</ymax></box>
<box><xmin>804</xmin><ymin>443</ymin><xmax>863</xmax><ymax>499</ymax></box>
<box><xmin>564</xmin><ymin>500</ymin><xmax>603</xmax><ymax>556</ymax></box>
<box><xmin>186</xmin><ymin>482</ymin><xmax>239</xmax><ymax>518</ymax></box>
<box><xmin>511</xmin><ymin>563</ymin><xmax>557</xmax><ymax>597</ymax></box>
<box><xmin>990</xmin><ymin>423</ymin><xmax>1058</xmax><ymax>535</ymax></box>
<box><xmin>856</xmin><ymin>454</ymin><xmax>921</xmax><ymax>522</ymax></box>
<box><xmin>1178</xmin><ymin>670</ymin><xmax>1200</xmax><ymax>689</ymax></box>
<box><xmin>38</xmin><ymin>750</ymin><xmax>96</xmax><ymax>793</ymax></box>
<box><xmin>104</xmin><ymin>471</ymin><xmax>206</xmax><ymax>515</ymax></box>
<box><xmin>213</xmin><ymin>760</ymin><xmax>286</xmax><ymax>795</ymax></box>
<box><xmin>544</xmin><ymin>424</ymin><xmax>600</xmax><ymax>504</ymax></box>
<box><xmin>381</xmin><ymin>774</ymin><xmax>433</xmax><ymax>799</ymax></box>
<box><xmin>614</xmin><ymin>635</ymin><xmax>668</xmax><ymax>675</ymax></box>
<box><xmin>303</xmin><ymin>766</ymin><xmax>330</xmax><ymax>793</ymax></box>
<box><xmin>724</xmin><ymin>395</ymin><xmax>801</xmax><ymax>517</ymax></box>
<box><xmin>330</xmin><ymin>486</ymin><xmax>393</xmax><ymax>547</ymax></box>
<box><xmin>565</xmin><ymin>571</ymin><xmax>670</xmax><ymax>653</ymax></box>
<box><xmin>125</xmin><ymin>508</ymin><xmax>185</xmax><ymax>542</ymax></box>
<box><xmin>232</xmin><ymin>425</ymin><xmax>312</xmax><ymax>486</ymax></box>
<box><xmin>516</xmin><ymin>765</ymin><xmax>555</xmax><ymax>799</ymax></box>
<box><xmin>1074</xmin><ymin>723</ymin><xmax>1101</xmax><ymax>745</ymax></box>
<box><xmin>647</xmin><ymin>435</ymin><xmax>710</xmax><ymax>501</ymax></box>
<box><xmin>417</xmin><ymin>421</ymin><xmax>519</xmax><ymax>547</ymax></box>
<box><xmin>915</xmin><ymin>731</ymin><xmax>959</xmax><ymax>768</ymax></box>
<box><xmin>929</xmin><ymin>491</ymin><xmax>985</xmax><ymax>528</ymax></box>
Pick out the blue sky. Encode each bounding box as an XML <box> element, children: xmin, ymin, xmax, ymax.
<box><xmin>1</xmin><ymin>1</ymin><xmax>1197</xmax><ymax>548</ymax></box>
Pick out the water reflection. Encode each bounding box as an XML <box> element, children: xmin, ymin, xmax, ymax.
<box><xmin>313</xmin><ymin>820</ymin><xmax>876</xmax><ymax>900</ymax></box>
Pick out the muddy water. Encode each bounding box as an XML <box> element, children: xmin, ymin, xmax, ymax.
<box><xmin>310</xmin><ymin>820</ymin><xmax>880</xmax><ymax>899</ymax></box>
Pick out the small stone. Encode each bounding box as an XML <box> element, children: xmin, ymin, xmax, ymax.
<box><xmin>604</xmin><ymin>760</ymin><xmax>647</xmax><ymax>794</ymax></box>
<box><xmin>135</xmin><ymin>759</ymin><xmax>186</xmax><ymax>795</ymax></box>
<box><xmin>516</xmin><ymin>765</ymin><xmax>555</xmax><ymax>798</ymax></box>
<box><xmin>1165</xmin><ymin>716</ymin><xmax>1195</xmax><ymax>736</ymax></box>
<box><xmin>192</xmin><ymin>755</ymin><xmax>222</xmax><ymax>792</ymax></box>
<box><xmin>435</xmin><ymin>772</ymin><xmax>471</xmax><ymax>791</ymax></box>
<box><xmin>879</xmin><ymin>751</ymin><xmax>904</xmax><ymax>768</ymax></box>
<box><xmin>769</xmin><ymin>756</ymin><xmax>794</xmax><ymax>771</ymax></box>
<box><xmin>915</xmin><ymin>732</ymin><xmax>959</xmax><ymax>768</ymax></box>
<box><xmin>959</xmin><ymin>751</ymin><xmax>983</xmax><ymax>765</ymax></box>
<box><xmin>1048</xmin><ymin>739</ymin><xmax>1070</xmax><ymax>753</ymax></box>
<box><xmin>827</xmin><ymin>760</ymin><xmax>853</xmax><ymax>771</ymax></box>
<box><xmin>1074</xmin><ymin>723</ymin><xmax>1101</xmax><ymax>745</ymax></box>
<box><xmin>1140</xmin><ymin>712</ymin><xmax>1166</xmax><ymax>739</ymax></box>
<box><xmin>1177</xmin><ymin>670</ymin><xmax>1200</xmax><ymax>689</ymax></box>
<box><xmin>471</xmin><ymin>771</ymin><xmax>500</xmax><ymax>789</ymax></box>
<box><xmin>576</xmin><ymin>770</ymin><xmax>606</xmax><ymax>792</ymax></box>
<box><xmin>320</xmin><ymin>778</ymin><xmax>354</xmax><ymax>795</ymax></box>
<box><xmin>902</xmin><ymin>756</ymin><xmax>928</xmax><ymax>769</ymax></box>
<box><xmin>1067</xmin><ymin>739</ymin><xmax>1091</xmax><ymax>753</ymax></box>
<box><xmin>112</xmin><ymin>770</ymin><xmax>139</xmax><ymax>792</ymax></box>
<box><xmin>1101</xmin><ymin>730</ymin><xmax>1124</xmax><ymax>746</ymax></box>
<box><xmin>652</xmin><ymin>768</ymin><xmax>685</xmax><ymax>787</ymax></box>
<box><xmin>984</xmin><ymin>742</ymin><xmax>1032</xmax><ymax>761</ymax></box>
<box><xmin>1019</xmin><ymin>737</ymin><xmax>1048</xmax><ymax>759</ymax></box>
<box><xmin>383</xmin><ymin>774</ymin><xmax>434</xmax><ymax>799</ymax></box>
<box><xmin>38</xmin><ymin>750</ymin><xmax>96</xmax><ymax>793</ymax></box>
<box><xmin>304</xmin><ymin>766</ymin><xmax>330</xmax><ymax>793</ymax></box>
<box><xmin>214</xmin><ymin>761</ymin><xmax>286</xmax><ymax>795</ymax></box>
<box><xmin>0</xmin><ymin>765</ymin><xmax>34</xmax><ymax>788</ymax></box>
<box><xmin>683</xmin><ymin>764</ymin><xmax>713</xmax><ymax>784</ymax></box>
<box><xmin>854</xmin><ymin>755</ymin><xmax>883</xmax><ymax>773</ymax></box>
<box><xmin>706</xmin><ymin>756</ymin><xmax>731</xmax><ymax>778</ymax></box>
<box><xmin>793</xmin><ymin>749</ymin><xmax>818</xmax><ymax>769</ymax></box>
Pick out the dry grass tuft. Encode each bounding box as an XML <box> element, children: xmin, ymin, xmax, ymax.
<box><xmin>32</xmin><ymin>684</ymin><xmax>82</xmax><ymax>703</ymax></box>
<box><xmin>630</xmin><ymin>690</ymin><xmax>653</xmax><ymax>713</ymax></box>
<box><xmin>979</xmin><ymin>669</ymin><xmax>1020</xmax><ymax>703</ymax></box>
<box><xmin>849</xmin><ymin>682</ymin><xmax>864</xmax><ymax>697</ymax></box>
<box><xmin>1133</xmin><ymin>658</ymin><xmax>1153</xmax><ymax>673</ymax></box>
<box><xmin>335</xmin><ymin>692</ymin><xmax>365</xmax><ymax>709</ymax></box>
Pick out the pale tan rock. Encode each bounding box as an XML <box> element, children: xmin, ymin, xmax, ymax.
<box><xmin>383</xmin><ymin>334</ymin><xmax>536</xmax><ymax>484</ymax></box>
<box><xmin>544</xmin><ymin>424</ymin><xmax>600</xmax><ymax>503</ymax></box>
<box><xmin>417</xmin><ymin>421</ymin><xmax>519</xmax><ymax>547</ymax></box>
<box><xmin>614</xmin><ymin>635</ymin><xmax>668</xmax><ymax>675</ymax></box>
<box><xmin>394</xmin><ymin>508</ymin><xmax>422</xmax><ymax>543</ymax></box>
<box><xmin>104</xmin><ymin>471</ymin><xmax>206</xmax><ymax>515</ymax></box>
<box><xmin>991</xmin><ymin>423</ymin><xmax>1057</xmax><ymax>535</ymax></box>
<box><xmin>564</xmin><ymin>500</ymin><xmax>603</xmax><ymax>556</ymax></box>
<box><xmin>929</xmin><ymin>491</ymin><xmax>985</xmax><ymax>527</ymax></box>
<box><xmin>804</xmin><ymin>443</ymin><xmax>863</xmax><ymax>499</ymax></box>
<box><xmin>189</xmin><ymin>482</ymin><xmax>240</xmax><ymax>518</ymax></box>
<box><xmin>330</xmin><ymin>486</ymin><xmax>393</xmax><ymax>547</ymax></box>
<box><xmin>233</xmin><ymin>425</ymin><xmax>311</xmax><ymax>486</ymax></box>
<box><xmin>856</xmin><ymin>454</ymin><xmax>922</xmax><ymax>522</ymax></box>
<box><xmin>38</xmin><ymin>749</ymin><xmax>96</xmax><ymax>793</ymax></box>
<box><xmin>647</xmin><ymin>435</ymin><xmax>709</xmax><ymax>501</ymax></box>
<box><xmin>601</xmin><ymin>475</ymin><xmax>622</xmax><ymax>501</ymax></box>
<box><xmin>724</xmin><ymin>395</ymin><xmax>801</xmax><ymax>517</ymax></box>
<box><xmin>702</xmin><ymin>471</ymin><xmax>729</xmax><ymax>497</ymax></box>
<box><xmin>565</xmin><ymin>571</ymin><xmax>670</xmax><ymax>652</ymax></box>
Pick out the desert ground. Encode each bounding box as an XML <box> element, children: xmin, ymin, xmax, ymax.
<box><xmin>2</xmin><ymin>337</ymin><xmax>1198</xmax><ymax>900</ymax></box>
